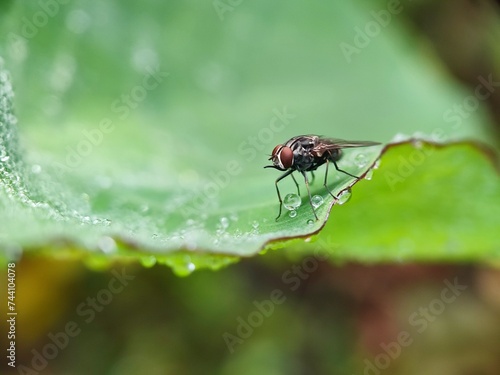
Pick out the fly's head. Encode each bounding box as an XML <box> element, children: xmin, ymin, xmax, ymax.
<box><xmin>265</xmin><ymin>144</ymin><xmax>294</xmax><ymax>171</ymax></box>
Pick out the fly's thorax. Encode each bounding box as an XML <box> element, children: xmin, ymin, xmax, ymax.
<box><xmin>292</xmin><ymin>148</ymin><xmax>316</xmax><ymax>171</ymax></box>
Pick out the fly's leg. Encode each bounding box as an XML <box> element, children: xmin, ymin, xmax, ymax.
<box><xmin>274</xmin><ymin>170</ymin><xmax>294</xmax><ymax>221</ymax></box>
<box><xmin>302</xmin><ymin>171</ymin><xmax>319</xmax><ymax>221</ymax></box>
<box><xmin>324</xmin><ymin>160</ymin><xmax>362</xmax><ymax>203</ymax></box>
<box><xmin>290</xmin><ymin>173</ymin><xmax>301</xmax><ymax>196</ymax></box>
<box><xmin>323</xmin><ymin>160</ymin><xmax>338</xmax><ymax>200</ymax></box>
<box><xmin>333</xmin><ymin>160</ymin><xmax>360</xmax><ymax>179</ymax></box>
<box><xmin>310</xmin><ymin>171</ymin><xmax>315</xmax><ymax>185</ymax></box>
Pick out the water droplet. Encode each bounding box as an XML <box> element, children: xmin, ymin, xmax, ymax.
<box><xmin>354</xmin><ymin>153</ymin><xmax>368</xmax><ymax>168</ymax></box>
<box><xmin>288</xmin><ymin>210</ymin><xmax>297</xmax><ymax>218</ymax></box>
<box><xmin>412</xmin><ymin>139</ymin><xmax>423</xmax><ymax>149</ymax></box>
<box><xmin>49</xmin><ymin>54</ymin><xmax>76</xmax><ymax>93</ymax></box>
<box><xmin>220</xmin><ymin>217</ymin><xmax>229</xmax><ymax>229</ymax></box>
<box><xmin>337</xmin><ymin>189</ymin><xmax>352</xmax><ymax>205</ymax></box>
<box><xmin>364</xmin><ymin>169</ymin><xmax>374</xmax><ymax>181</ymax></box>
<box><xmin>131</xmin><ymin>47</ymin><xmax>160</xmax><ymax>75</ymax></box>
<box><xmin>373</xmin><ymin>159</ymin><xmax>381</xmax><ymax>169</ymax></box>
<box><xmin>31</xmin><ymin>164</ymin><xmax>42</xmax><ymax>174</ymax></box>
<box><xmin>251</xmin><ymin>220</ymin><xmax>259</xmax><ymax>230</ymax></box>
<box><xmin>1</xmin><ymin>155</ymin><xmax>10</xmax><ymax>162</ymax></box>
<box><xmin>90</xmin><ymin>217</ymin><xmax>111</xmax><ymax>226</ymax></box>
<box><xmin>186</xmin><ymin>219</ymin><xmax>196</xmax><ymax>227</ymax></box>
<box><xmin>140</xmin><ymin>204</ymin><xmax>149</xmax><ymax>213</ymax></box>
<box><xmin>230</xmin><ymin>213</ymin><xmax>238</xmax><ymax>222</ymax></box>
<box><xmin>140</xmin><ymin>255</ymin><xmax>157</xmax><ymax>268</ymax></box>
<box><xmin>391</xmin><ymin>133</ymin><xmax>409</xmax><ymax>142</ymax></box>
<box><xmin>65</xmin><ymin>9</ymin><xmax>92</xmax><ymax>35</ymax></box>
<box><xmin>307</xmin><ymin>219</ymin><xmax>314</xmax><ymax>225</ymax></box>
<box><xmin>283</xmin><ymin>193</ymin><xmax>301</xmax><ymax>211</ymax></box>
<box><xmin>97</xmin><ymin>236</ymin><xmax>116</xmax><ymax>254</ymax></box>
<box><xmin>172</xmin><ymin>256</ymin><xmax>196</xmax><ymax>276</ymax></box>
<box><xmin>311</xmin><ymin>195</ymin><xmax>324</xmax><ymax>209</ymax></box>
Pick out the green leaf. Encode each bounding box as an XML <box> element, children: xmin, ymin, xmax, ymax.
<box><xmin>0</xmin><ymin>63</ymin><xmax>384</xmax><ymax>273</ymax></box>
<box><xmin>1</xmin><ymin>2</ymin><xmax>499</xmax><ymax>274</ymax></box>
<box><xmin>291</xmin><ymin>141</ymin><xmax>500</xmax><ymax>263</ymax></box>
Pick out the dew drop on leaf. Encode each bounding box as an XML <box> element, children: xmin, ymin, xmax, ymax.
<box><xmin>97</xmin><ymin>236</ymin><xmax>116</xmax><ymax>254</ymax></box>
<box><xmin>219</xmin><ymin>216</ymin><xmax>229</xmax><ymax>229</ymax></box>
<box><xmin>31</xmin><ymin>164</ymin><xmax>42</xmax><ymax>174</ymax></box>
<box><xmin>311</xmin><ymin>195</ymin><xmax>324</xmax><ymax>208</ymax></box>
<box><xmin>364</xmin><ymin>169</ymin><xmax>373</xmax><ymax>180</ymax></box>
<box><xmin>412</xmin><ymin>139</ymin><xmax>423</xmax><ymax>149</ymax></box>
<box><xmin>140</xmin><ymin>255</ymin><xmax>157</xmax><ymax>268</ymax></box>
<box><xmin>337</xmin><ymin>189</ymin><xmax>352</xmax><ymax>205</ymax></box>
<box><xmin>288</xmin><ymin>210</ymin><xmax>297</xmax><ymax>218</ymax></box>
<box><xmin>284</xmin><ymin>193</ymin><xmax>301</xmax><ymax>210</ymax></box>
<box><xmin>175</xmin><ymin>257</ymin><xmax>196</xmax><ymax>276</ymax></box>
<box><xmin>354</xmin><ymin>153</ymin><xmax>368</xmax><ymax>168</ymax></box>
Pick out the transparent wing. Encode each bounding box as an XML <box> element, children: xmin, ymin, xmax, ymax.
<box><xmin>320</xmin><ymin>138</ymin><xmax>381</xmax><ymax>148</ymax></box>
<box><xmin>313</xmin><ymin>137</ymin><xmax>380</xmax><ymax>153</ymax></box>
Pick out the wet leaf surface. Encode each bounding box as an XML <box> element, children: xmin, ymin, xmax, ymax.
<box><xmin>0</xmin><ymin>2</ymin><xmax>499</xmax><ymax>274</ymax></box>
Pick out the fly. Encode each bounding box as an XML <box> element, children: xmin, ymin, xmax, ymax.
<box><xmin>265</xmin><ymin>135</ymin><xmax>380</xmax><ymax>221</ymax></box>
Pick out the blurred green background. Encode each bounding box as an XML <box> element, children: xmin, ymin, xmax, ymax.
<box><xmin>1</xmin><ymin>0</ymin><xmax>500</xmax><ymax>374</ymax></box>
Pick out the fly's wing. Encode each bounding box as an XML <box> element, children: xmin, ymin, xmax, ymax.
<box><xmin>313</xmin><ymin>137</ymin><xmax>380</xmax><ymax>156</ymax></box>
<box><xmin>320</xmin><ymin>138</ymin><xmax>380</xmax><ymax>148</ymax></box>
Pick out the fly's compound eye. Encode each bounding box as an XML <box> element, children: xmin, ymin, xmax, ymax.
<box><xmin>278</xmin><ymin>146</ymin><xmax>294</xmax><ymax>169</ymax></box>
<box><xmin>271</xmin><ymin>144</ymin><xmax>282</xmax><ymax>158</ymax></box>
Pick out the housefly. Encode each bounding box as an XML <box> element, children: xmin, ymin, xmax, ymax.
<box><xmin>265</xmin><ymin>135</ymin><xmax>380</xmax><ymax>221</ymax></box>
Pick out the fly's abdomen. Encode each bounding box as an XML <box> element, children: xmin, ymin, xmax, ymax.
<box><xmin>328</xmin><ymin>148</ymin><xmax>342</xmax><ymax>162</ymax></box>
